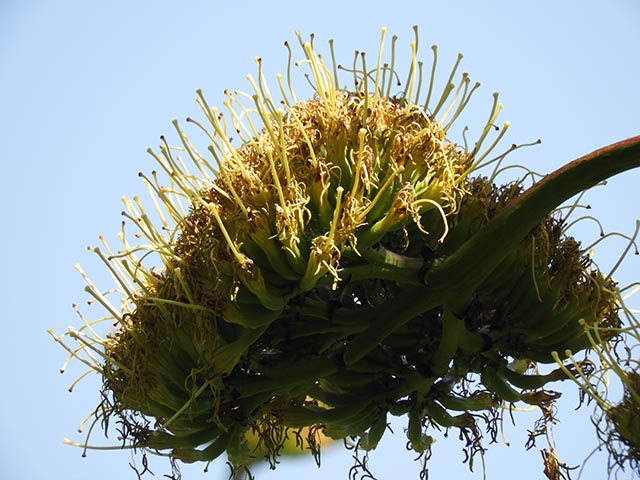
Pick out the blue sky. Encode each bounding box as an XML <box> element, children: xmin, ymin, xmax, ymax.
<box><xmin>1</xmin><ymin>1</ymin><xmax>639</xmax><ymax>479</ymax></box>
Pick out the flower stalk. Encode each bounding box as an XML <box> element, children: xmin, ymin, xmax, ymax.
<box><xmin>345</xmin><ymin>136</ymin><xmax>640</xmax><ymax>365</ymax></box>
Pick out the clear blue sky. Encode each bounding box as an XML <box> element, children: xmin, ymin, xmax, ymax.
<box><xmin>1</xmin><ymin>1</ymin><xmax>639</xmax><ymax>479</ymax></box>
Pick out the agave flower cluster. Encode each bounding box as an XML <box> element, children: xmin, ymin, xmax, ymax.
<box><xmin>50</xmin><ymin>28</ymin><xmax>640</xmax><ymax>477</ymax></box>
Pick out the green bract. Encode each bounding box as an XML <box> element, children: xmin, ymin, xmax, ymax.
<box><xmin>51</xmin><ymin>27</ymin><xmax>640</xmax><ymax>478</ymax></box>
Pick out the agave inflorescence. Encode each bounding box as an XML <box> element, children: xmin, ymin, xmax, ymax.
<box><xmin>50</xmin><ymin>27</ymin><xmax>640</xmax><ymax>478</ymax></box>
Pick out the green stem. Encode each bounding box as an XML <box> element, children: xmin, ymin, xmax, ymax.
<box><xmin>339</xmin><ymin>263</ymin><xmax>424</xmax><ymax>284</ymax></box>
<box><xmin>237</xmin><ymin>357</ymin><xmax>338</xmax><ymax>398</ymax></box>
<box><xmin>344</xmin><ymin>285</ymin><xmax>439</xmax><ymax>365</ymax></box>
<box><xmin>344</xmin><ymin>136</ymin><xmax>640</xmax><ymax>365</ymax></box>
<box><xmin>426</xmin><ymin>135</ymin><xmax>640</xmax><ymax>303</ymax></box>
<box><xmin>339</xmin><ymin>246</ymin><xmax>425</xmax><ymax>284</ymax></box>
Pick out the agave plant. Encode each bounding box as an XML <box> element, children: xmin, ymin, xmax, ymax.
<box><xmin>50</xmin><ymin>27</ymin><xmax>640</xmax><ymax>478</ymax></box>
